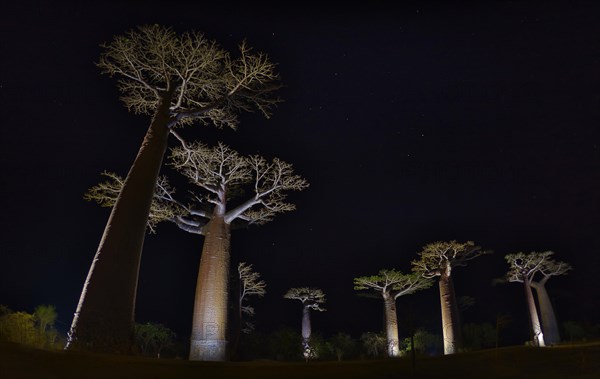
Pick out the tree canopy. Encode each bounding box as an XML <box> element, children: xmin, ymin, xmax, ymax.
<box><xmin>98</xmin><ymin>24</ymin><xmax>281</xmax><ymax>128</ymax></box>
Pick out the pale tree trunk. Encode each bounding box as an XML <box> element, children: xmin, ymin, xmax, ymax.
<box><xmin>67</xmin><ymin>90</ymin><xmax>175</xmax><ymax>353</ymax></box>
<box><xmin>302</xmin><ymin>304</ymin><xmax>312</xmax><ymax>346</ymax></box>
<box><xmin>531</xmin><ymin>280</ymin><xmax>559</xmax><ymax>345</ymax></box>
<box><xmin>383</xmin><ymin>292</ymin><xmax>400</xmax><ymax>357</ymax></box>
<box><xmin>524</xmin><ymin>278</ymin><xmax>545</xmax><ymax>347</ymax></box>
<box><xmin>189</xmin><ymin>215</ymin><xmax>231</xmax><ymax>361</ymax></box>
<box><xmin>439</xmin><ymin>270</ymin><xmax>462</xmax><ymax>355</ymax></box>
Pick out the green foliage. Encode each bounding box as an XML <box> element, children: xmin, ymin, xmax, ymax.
<box><xmin>326</xmin><ymin>332</ymin><xmax>358</xmax><ymax>361</ymax></box>
<box><xmin>0</xmin><ymin>305</ymin><xmax>62</xmax><ymax>349</ymax></box>
<box><xmin>134</xmin><ymin>322</ymin><xmax>176</xmax><ymax>358</ymax></box>
<box><xmin>353</xmin><ymin>269</ymin><xmax>433</xmax><ymax>297</ymax></box>
<box><xmin>360</xmin><ymin>331</ymin><xmax>387</xmax><ymax>358</ymax></box>
<box><xmin>402</xmin><ymin>329</ymin><xmax>443</xmax><ymax>356</ymax></box>
<box><xmin>267</xmin><ymin>327</ymin><xmax>303</xmax><ymax>361</ymax></box>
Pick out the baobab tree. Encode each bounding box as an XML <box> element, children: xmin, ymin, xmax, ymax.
<box><xmin>232</xmin><ymin>262</ymin><xmax>267</xmax><ymax>359</ymax></box>
<box><xmin>69</xmin><ymin>25</ymin><xmax>280</xmax><ymax>353</ymax></box>
<box><xmin>529</xmin><ymin>253</ymin><xmax>571</xmax><ymax>345</ymax></box>
<box><xmin>353</xmin><ymin>269</ymin><xmax>432</xmax><ymax>357</ymax></box>
<box><xmin>504</xmin><ymin>251</ymin><xmax>570</xmax><ymax>347</ymax></box>
<box><xmin>412</xmin><ymin>240</ymin><xmax>488</xmax><ymax>355</ymax></box>
<box><xmin>86</xmin><ymin>141</ymin><xmax>308</xmax><ymax>360</ymax></box>
<box><xmin>284</xmin><ymin>287</ymin><xmax>326</xmax><ymax>360</ymax></box>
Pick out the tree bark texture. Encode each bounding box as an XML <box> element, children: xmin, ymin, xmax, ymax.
<box><xmin>383</xmin><ymin>293</ymin><xmax>400</xmax><ymax>357</ymax></box>
<box><xmin>524</xmin><ymin>279</ymin><xmax>545</xmax><ymax>347</ymax></box>
<box><xmin>189</xmin><ymin>216</ymin><xmax>231</xmax><ymax>361</ymax></box>
<box><xmin>67</xmin><ymin>92</ymin><xmax>174</xmax><ymax>353</ymax></box>
<box><xmin>531</xmin><ymin>282</ymin><xmax>560</xmax><ymax>345</ymax></box>
<box><xmin>438</xmin><ymin>272</ymin><xmax>462</xmax><ymax>355</ymax></box>
<box><xmin>302</xmin><ymin>305</ymin><xmax>312</xmax><ymax>345</ymax></box>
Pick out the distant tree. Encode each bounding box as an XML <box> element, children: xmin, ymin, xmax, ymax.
<box><xmin>33</xmin><ymin>305</ymin><xmax>58</xmax><ymax>348</ymax></box>
<box><xmin>412</xmin><ymin>240</ymin><xmax>489</xmax><ymax>354</ymax></box>
<box><xmin>402</xmin><ymin>328</ymin><xmax>443</xmax><ymax>356</ymax></box>
<box><xmin>529</xmin><ymin>252</ymin><xmax>571</xmax><ymax>345</ymax></box>
<box><xmin>360</xmin><ymin>331</ymin><xmax>387</xmax><ymax>358</ymax></box>
<box><xmin>284</xmin><ymin>287</ymin><xmax>326</xmax><ymax>361</ymax></box>
<box><xmin>561</xmin><ymin>321</ymin><xmax>586</xmax><ymax>342</ymax></box>
<box><xmin>504</xmin><ymin>251</ymin><xmax>549</xmax><ymax>347</ymax></box>
<box><xmin>134</xmin><ymin>322</ymin><xmax>175</xmax><ymax>358</ymax></box>
<box><xmin>462</xmin><ymin>322</ymin><xmax>496</xmax><ymax>351</ymax></box>
<box><xmin>232</xmin><ymin>262</ymin><xmax>267</xmax><ymax>359</ymax></box>
<box><xmin>495</xmin><ymin>313</ymin><xmax>512</xmax><ymax>348</ymax></box>
<box><xmin>0</xmin><ymin>310</ymin><xmax>36</xmax><ymax>345</ymax></box>
<box><xmin>327</xmin><ymin>332</ymin><xmax>357</xmax><ymax>361</ymax></box>
<box><xmin>353</xmin><ymin>269</ymin><xmax>432</xmax><ymax>357</ymax></box>
<box><xmin>68</xmin><ymin>24</ymin><xmax>281</xmax><ymax>353</ymax></box>
<box><xmin>267</xmin><ymin>327</ymin><xmax>302</xmax><ymax>361</ymax></box>
<box><xmin>87</xmin><ymin>141</ymin><xmax>307</xmax><ymax>361</ymax></box>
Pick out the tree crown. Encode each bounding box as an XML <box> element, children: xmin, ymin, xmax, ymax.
<box><xmin>504</xmin><ymin>251</ymin><xmax>572</xmax><ymax>283</ymax></box>
<box><xmin>284</xmin><ymin>287</ymin><xmax>326</xmax><ymax>311</ymax></box>
<box><xmin>98</xmin><ymin>24</ymin><xmax>281</xmax><ymax>128</ymax></box>
<box><xmin>411</xmin><ymin>240</ymin><xmax>489</xmax><ymax>278</ymax></box>
<box><xmin>85</xmin><ymin>140</ymin><xmax>308</xmax><ymax>234</ymax></box>
<box><xmin>353</xmin><ymin>269</ymin><xmax>432</xmax><ymax>299</ymax></box>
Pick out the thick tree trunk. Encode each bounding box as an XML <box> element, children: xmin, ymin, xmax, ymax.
<box><xmin>383</xmin><ymin>293</ymin><xmax>400</xmax><ymax>357</ymax></box>
<box><xmin>302</xmin><ymin>304</ymin><xmax>312</xmax><ymax>346</ymax></box>
<box><xmin>524</xmin><ymin>279</ymin><xmax>545</xmax><ymax>347</ymax></box>
<box><xmin>531</xmin><ymin>281</ymin><xmax>559</xmax><ymax>345</ymax></box>
<box><xmin>66</xmin><ymin>92</ymin><xmax>174</xmax><ymax>353</ymax></box>
<box><xmin>439</xmin><ymin>271</ymin><xmax>462</xmax><ymax>355</ymax></box>
<box><xmin>189</xmin><ymin>216</ymin><xmax>231</xmax><ymax>361</ymax></box>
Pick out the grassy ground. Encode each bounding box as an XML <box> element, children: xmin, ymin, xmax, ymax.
<box><xmin>1</xmin><ymin>341</ymin><xmax>599</xmax><ymax>379</ymax></box>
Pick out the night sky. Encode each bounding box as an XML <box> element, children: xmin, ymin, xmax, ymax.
<box><xmin>1</xmin><ymin>1</ymin><xmax>599</xmax><ymax>348</ymax></box>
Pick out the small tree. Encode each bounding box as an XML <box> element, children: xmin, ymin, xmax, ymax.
<box><xmin>354</xmin><ymin>269</ymin><xmax>432</xmax><ymax>357</ymax></box>
<box><xmin>327</xmin><ymin>332</ymin><xmax>357</xmax><ymax>361</ymax></box>
<box><xmin>87</xmin><ymin>141</ymin><xmax>308</xmax><ymax>361</ymax></box>
<box><xmin>284</xmin><ymin>287</ymin><xmax>326</xmax><ymax>361</ymax></box>
<box><xmin>134</xmin><ymin>322</ymin><xmax>175</xmax><ymax>358</ymax></box>
<box><xmin>504</xmin><ymin>252</ymin><xmax>548</xmax><ymax>347</ymax></box>
<box><xmin>360</xmin><ymin>331</ymin><xmax>387</xmax><ymax>358</ymax></box>
<box><xmin>412</xmin><ymin>240</ymin><xmax>489</xmax><ymax>355</ymax></box>
<box><xmin>69</xmin><ymin>24</ymin><xmax>280</xmax><ymax>353</ymax></box>
<box><xmin>33</xmin><ymin>305</ymin><xmax>58</xmax><ymax>348</ymax></box>
<box><xmin>232</xmin><ymin>262</ymin><xmax>266</xmax><ymax>359</ymax></box>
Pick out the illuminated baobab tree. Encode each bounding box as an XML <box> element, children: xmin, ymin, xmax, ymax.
<box><xmin>529</xmin><ymin>253</ymin><xmax>571</xmax><ymax>345</ymax></box>
<box><xmin>232</xmin><ymin>262</ymin><xmax>267</xmax><ymax>358</ymax></box>
<box><xmin>86</xmin><ymin>141</ymin><xmax>307</xmax><ymax>360</ymax></box>
<box><xmin>504</xmin><ymin>251</ymin><xmax>570</xmax><ymax>347</ymax></box>
<box><xmin>284</xmin><ymin>287</ymin><xmax>326</xmax><ymax>359</ymax></box>
<box><xmin>353</xmin><ymin>269</ymin><xmax>432</xmax><ymax>357</ymax></box>
<box><xmin>68</xmin><ymin>25</ymin><xmax>280</xmax><ymax>353</ymax></box>
<box><xmin>412</xmin><ymin>240</ymin><xmax>488</xmax><ymax>355</ymax></box>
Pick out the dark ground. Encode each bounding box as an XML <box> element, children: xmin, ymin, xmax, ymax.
<box><xmin>1</xmin><ymin>341</ymin><xmax>599</xmax><ymax>379</ymax></box>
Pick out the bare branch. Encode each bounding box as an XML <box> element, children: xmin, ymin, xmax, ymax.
<box><xmin>412</xmin><ymin>240</ymin><xmax>490</xmax><ymax>278</ymax></box>
<box><xmin>98</xmin><ymin>24</ymin><xmax>281</xmax><ymax>128</ymax></box>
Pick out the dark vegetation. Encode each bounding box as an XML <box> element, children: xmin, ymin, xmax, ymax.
<box><xmin>1</xmin><ymin>340</ymin><xmax>599</xmax><ymax>379</ymax></box>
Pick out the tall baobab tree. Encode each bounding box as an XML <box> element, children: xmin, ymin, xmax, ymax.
<box><xmin>232</xmin><ymin>262</ymin><xmax>267</xmax><ymax>359</ymax></box>
<box><xmin>284</xmin><ymin>287</ymin><xmax>326</xmax><ymax>359</ymax></box>
<box><xmin>529</xmin><ymin>253</ymin><xmax>571</xmax><ymax>345</ymax></box>
<box><xmin>86</xmin><ymin>141</ymin><xmax>307</xmax><ymax>360</ymax></box>
<box><xmin>412</xmin><ymin>240</ymin><xmax>488</xmax><ymax>355</ymax></box>
<box><xmin>504</xmin><ymin>251</ymin><xmax>570</xmax><ymax>347</ymax></box>
<box><xmin>68</xmin><ymin>25</ymin><xmax>280</xmax><ymax>353</ymax></box>
<box><xmin>354</xmin><ymin>269</ymin><xmax>432</xmax><ymax>357</ymax></box>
